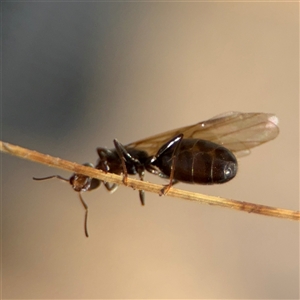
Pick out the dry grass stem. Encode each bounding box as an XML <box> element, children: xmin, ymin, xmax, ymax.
<box><xmin>1</xmin><ymin>140</ymin><xmax>299</xmax><ymax>221</ymax></box>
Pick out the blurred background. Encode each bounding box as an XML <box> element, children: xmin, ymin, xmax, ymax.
<box><xmin>2</xmin><ymin>2</ymin><xmax>299</xmax><ymax>299</ymax></box>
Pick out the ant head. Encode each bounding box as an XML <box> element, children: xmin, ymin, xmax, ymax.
<box><xmin>69</xmin><ymin>173</ymin><xmax>101</xmax><ymax>192</ymax></box>
<box><xmin>33</xmin><ymin>163</ymin><xmax>101</xmax><ymax>193</ymax></box>
<box><xmin>69</xmin><ymin>163</ymin><xmax>101</xmax><ymax>192</ymax></box>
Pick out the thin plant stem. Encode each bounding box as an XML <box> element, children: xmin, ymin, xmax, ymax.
<box><xmin>1</xmin><ymin>140</ymin><xmax>299</xmax><ymax>221</ymax></box>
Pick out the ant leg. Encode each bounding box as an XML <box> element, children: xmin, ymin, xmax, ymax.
<box><xmin>114</xmin><ymin>139</ymin><xmax>146</xmax><ymax>205</ymax></box>
<box><xmin>158</xmin><ymin>134</ymin><xmax>184</xmax><ymax>196</ymax></box>
<box><xmin>137</xmin><ymin>169</ymin><xmax>145</xmax><ymax>206</ymax></box>
<box><xmin>139</xmin><ymin>190</ymin><xmax>145</xmax><ymax>206</ymax></box>
<box><xmin>103</xmin><ymin>182</ymin><xmax>118</xmax><ymax>193</ymax></box>
<box><xmin>160</xmin><ymin>179</ymin><xmax>179</xmax><ymax>195</ymax></box>
<box><xmin>78</xmin><ymin>193</ymin><xmax>89</xmax><ymax>238</ymax></box>
<box><xmin>113</xmin><ymin>139</ymin><xmax>130</xmax><ymax>185</ymax></box>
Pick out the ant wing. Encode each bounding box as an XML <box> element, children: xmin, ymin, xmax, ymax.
<box><xmin>126</xmin><ymin>112</ymin><xmax>279</xmax><ymax>158</ymax></box>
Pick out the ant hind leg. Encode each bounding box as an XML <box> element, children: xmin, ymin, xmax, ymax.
<box><xmin>156</xmin><ymin>134</ymin><xmax>184</xmax><ymax>196</ymax></box>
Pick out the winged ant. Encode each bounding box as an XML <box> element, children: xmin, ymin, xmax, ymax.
<box><xmin>34</xmin><ymin>112</ymin><xmax>279</xmax><ymax>236</ymax></box>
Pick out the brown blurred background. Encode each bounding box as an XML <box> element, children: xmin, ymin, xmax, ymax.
<box><xmin>2</xmin><ymin>2</ymin><xmax>299</xmax><ymax>299</ymax></box>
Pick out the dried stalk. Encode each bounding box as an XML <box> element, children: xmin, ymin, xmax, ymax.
<box><xmin>1</xmin><ymin>140</ymin><xmax>299</xmax><ymax>221</ymax></box>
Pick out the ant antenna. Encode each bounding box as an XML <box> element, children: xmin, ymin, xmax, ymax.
<box><xmin>33</xmin><ymin>173</ymin><xmax>91</xmax><ymax>237</ymax></box>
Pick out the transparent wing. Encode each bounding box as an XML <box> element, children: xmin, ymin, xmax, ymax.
<box><xmin>126</xmin><ymin>112</ymin><xmax>279</xmax><ymax>157</ymax></box>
